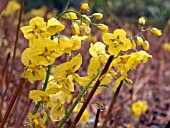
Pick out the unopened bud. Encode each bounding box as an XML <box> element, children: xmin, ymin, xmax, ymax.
<box><xmin>97</xmin><ymin>24</ymin><xmax>108</xmax><ymax>32</ymax></box>
<box><xmin>136</xmin><ymin>36</ymin><xmax>144</xmax><ymax>45</ymax></box>
<box><xmin>138</xmin><ymin>17</ymin><xmax>146</xmax><ymax>25</ymax></box>
<box><xmin>151</xmin><ymin>28</ymin><xmax>162</xmax><ymax>36</ymax></box>
<box><xmin>92</xmin><ymin>13</ymin><xmax>103</xmax><ymax>20</ymax></box>
<box><xmin>80</xmin><ymin>3</ymin><xmax>89</xmax><ymax>12</ymax></box>
<box><xmin>143</xmin><ymin>40</ymin><xmax>149</xmax><ymax>50</ymax></box>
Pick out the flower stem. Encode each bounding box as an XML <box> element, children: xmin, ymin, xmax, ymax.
<box><xmin>32</xmin><ymin>65</ymin><xmax>51</xmax><ymax>114</ymax></box>
<box><xmin>0</xmin><ymin>78</ymin><xmax>25</xmax><ymax>127</ymax></box>
<box><xmin>1</xmin><ymin>0</ymin><xmax>24</xmax><ymax>108</ymax></box>
<box><xmin>130</xmin><ymin>29</ymin><xmax>151</xmax><ymax>41</ymax></box>
<box><xmin>70</xmin><ymin>55</ymin><xmax>114</xmax><ymax>128</ymax></box>
<box><xmin>102</xmin><ymin>80</ymin><xmax>123</xmax><ymax>128</ymax></box>
<box><xmin>57</xmin><ymin>68</ymin><xmax>103</xmax><ymax>128</ymax></box>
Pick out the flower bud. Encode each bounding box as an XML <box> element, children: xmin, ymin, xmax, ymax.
<box><xmin>136</xmin><ymin>36</ymin><xmax>144</xmax><ymax>45</ymax></box>
<box><xmin>80</xmin><ymin>3</ymin><xmax>89</xmax><ymax>12</ymax></box>
<box><xmin>143</xmin><ymin>40</ymin><xmax>149</xmax><ymax>50</ymax></box>
<box><xmin>151</xmin><ymin>28</ymin><xmax>162</xmax><ymax>36</ymax></box>
<box><xmin>97</xmin><ymin>24</ymin><xmax>108</xmax><ymax>32</ymax></box>
<box><xmin>138</xmin><ymin>17</ymin><xmax>146</xmax><ymax>25</ymax></box>
<box><xmin>62</xmin><ymin>12</ymin><xmax>77</xmax><ymax>20</ymax></box>
<box><xmin>92</xmin><ymin>13</ymin><xmax>103</xmax><ymax>20</ymax></box>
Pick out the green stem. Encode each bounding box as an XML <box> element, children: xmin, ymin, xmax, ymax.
<box><xmin>56</xmin><ymin>10</ymin><xmax>97</xmax><ymax>27</ymax></box>
<box><xmin>32</xmin><ymin>65</ymin><xmax>51</xmax><ymax>114</ymax></box>
<box><xmin>57</xmin><ymin>69</ymin><xmax>103</xmax><ymax>128</ymax></box>
<box><xmin>130</xmin><ymin>29</ymin><xmax>151</xmax><ymax>41</ymax></box>
<box><xmin>64</xmin><ymin>0</ymin><xmax>70</xmax><ymax>11</ymax></box>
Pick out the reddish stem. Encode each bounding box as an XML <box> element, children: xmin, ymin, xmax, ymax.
<box><xmin>70</xmin><ymin>55</ymin><xmax>114</xmax><ymax>128</ymax></box>
<box><xmin>0</xmin><ymin>78</ymin><xmax>25</xmax><ymax>127</ymax></box>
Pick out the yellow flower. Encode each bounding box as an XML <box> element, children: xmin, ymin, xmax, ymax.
<box><xmin>21</xmin><ymin>49</ymin><xmax>46</xmax><ymax>83</ymax></box>
<box><xmin>46</xmin><ymin>17</ymin><xmax>65</xmax><ymax>36</ymax></box>
<box><xmin>71</xmin><ymin>35</ymin><xmax>87</xmax><ymax>50</ymax></box>
<box><xmin>55</xmin><ymin>54</ymin><xmax>82</xmax><ymax>78</ymax></box>
<box><xmin>26</xmin><ymin>109</ymin><xmax>47</xmax><ymax>128</ymax></box>
<box><xmin>29</xmin><ymin>38</ymin><xmax>63</xmax><ymax>66</ymax></box>
<box><xmin>50</xmin><ymin>105</ymin><xmax>65</xmax><ymax>121</ymax></box>
<box><xmin>131</xmin><ymin>50</ymin><xmax>152</xmax><ymax>64</ymax></box>
<box><xmin>151</xmin><ymin>28</ymin><xmax>162</xmax><ymax>36</ymax></box>
<box><xmin>58</xmin><ymin>35</ymin><xmax>73</xmax><ymax>55</ymax></box>
<box><xmin>71</xmin><ymin>20</ymin><xmax>91</xmax><ymax>36</ymax></box>
<box><xmin>29</xmin><ymin>6</ymin><xmax>47</xmax><ymax>17</ymax></box>
<box><xmin>80</xmin><ymin>3</ymin><xmax>89</xmax><ymax>12</ymax></box>
<box><xmin>102</xmin><ymin>29</ymin><xmax>132</xmax><ymax>56</ymax></box>
<box><xmin>54</xmin><ymin>54</ymin><xmax>82</xmax><ymax>92</ymax></box>
<box><xmin>21</xmin><ymin>17</ymin><xmax>46</xmax><ymax>40</ymax></box>
<box><xmin>62</xmin><ymin>12</ymin><xmax>78</xmax><ymax>20</ymax></box>
<box><xmin>97</xmin><ymin>24</ymin><xmax>108</xmax><ymax>32</ymax></box>
<box><xmin>29</xmin><ymin>90</ymin><xmax>50</xmax><ymax>102</ymax></box>
<box><xmin>80</xmin><ymin>109</ymin><xmax>90</xmax><ymax>122</ymax></box>
<box><xmin>138</xmin><ymin>17</ymin><xmax>146</xmax><ymax>25</ymax></box>
<box><xmin>92</xmin><ymin>13</ymin><xmax>103</xmax><ymax>20</ymax></box>
<box><xmin>163</xmin><ymin>43</ymin><xmax>170</xmax><ymax>52</ymax></box>
<box><xmin>112</xmin><ymin>51</ymin><xmax>152</xmax><ymax>78</ymax></box>
<box><xmin>131</xmin><ymin>100</ymin><xmax>148</xmax><ymax>118</ymax></box>
<box><xmin>2</xmin><ymin>0</ymin><xmax>20</xmax><ymax>16</ymax></box>
<box><xmin>78</xmin><ymin>56</ymin><xmax>116</xmax><ymax>96</ymax></box>
<box><xmin>89</xmin><ymin>42</ymin><xmax>109</xmax><ymax>64</ymax></box>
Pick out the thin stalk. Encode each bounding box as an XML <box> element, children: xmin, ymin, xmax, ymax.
<box><xmin>70</xmin><ymin>55</ymin><xmax>114</xmax><ymax>128</ymax></box>
<box><xmin>57</xmin><ymin>68</ymin><xmax>103</xmax><ymax>128</ymax></box>
<box><xmin>93</xmin><ymin>108</ymin><xmax>101</xmax><ymax>128</ymax></box>
<box><xmin>1</xmin><ymin>0</ymin><xmax>24</xmax><ymax>105</ymax></box>
<box><xmin>64</xmin><ymin>0</ymin><xmax>70</xmax><ymax>11</ymax></box>
<box><xmin>165</xmin><ymin>120</ymin><xmax>170</xmax><ymax>128</ymax></box>
<box><xmin>102</xmin><ymin>80</ymin><xmax>123</xmax><ymax>128</ymax></box>
<box><xmin>32</xmin><ymin>65</ymin><xmax>51</xmax><ymax>114</ymax></box>
<box><xmin>0</xmin><ymin>78</ymin><xmax>25</xmax><ymax>127</ymax></box>
<box><xmin>6</xmin><ymin>87</ymin><xmax>23</xmax><ymax>127</ymax></box>
<box><xmin>56</xmin><ymin>10</ymin><xmax>97</xmax><ymax>27</ymax></box>
<box><xmin>0</xmin><ymin>52</ymin><xmax>10</xmax><ymax>122</ymax></box>
<box><xmin>130</xmin><ymin>29</ymin><xmax>151</xmax><ymax>41</ymax></box>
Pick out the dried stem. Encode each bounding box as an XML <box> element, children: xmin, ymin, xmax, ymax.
<box><xmin>70</xmin><ymin>55</ymin><xmax>114</xmax><ymax>128</ymax></box>
<box><xmin>165</xmin><ymin>120</ymin><xmax>170</xmax><ymax>128</ymax></box>
<box><xmin>93</xmin><ymin>108</ymin><xmax>101</xmax><ymax>128</ymax></box>
<box><xmin>1</xmin><ymin>0</ymin><xmax>24</xmax><ymax>105</ymax></box>
<box><xmin>102</xmin><ymin>80</ymin><xmax>123</xmax><ymax>128</ymax></box>
<box><xmin>0</xmin><ymin>52</ymin><xmax>10</xmax><ymax>122</ymax></box>
<box><xmin>0</xmin><ymin>78</ymin><xmax>25</xmax><ymax>127</ymax></box>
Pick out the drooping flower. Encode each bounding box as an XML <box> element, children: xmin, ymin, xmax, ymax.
<box><xmin>21</xmin><ymin>17</ymin><xmax>46</xmax><ymax>40</ymax></box>
<box><xmin>21</xmin><ymin>48</ymin><xmax>46</xmax><ymax>83</ymax></box>
<box><xmin>26</xmin><ymin>109</ymin><xmax>47</xmax><ymax>128</ymax></box>
<box><xmin>89</xmin><ymin>42</ymin><xmax>109</xmax><ymax>64</ymax></box>
<box><xmin>46</xmin><ymin>17</ymin><xmax>65</xmax><ymax>36</ymax></box>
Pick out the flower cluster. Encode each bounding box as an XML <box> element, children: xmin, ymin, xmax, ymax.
<box><xmin>20</xmin><ymin>2</ymin><xmax>162</xmax><ymax>127</ymax></box>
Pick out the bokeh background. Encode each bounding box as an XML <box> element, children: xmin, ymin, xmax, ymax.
<box><xmin>0</xmin><ymin>0</ymin><xmax>170</xmax><ymax>127</ymax></box>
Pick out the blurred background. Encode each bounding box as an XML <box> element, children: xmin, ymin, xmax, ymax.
<box><xmin>0</xmin><ymin>0</ymin><xmax>170</xmax><ymax>127</ymax></box>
